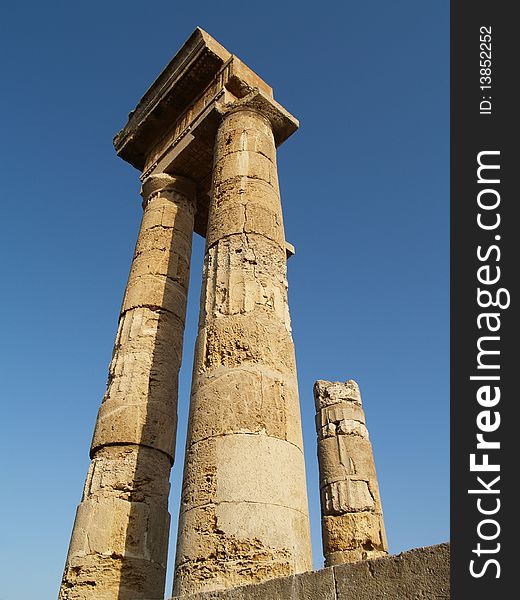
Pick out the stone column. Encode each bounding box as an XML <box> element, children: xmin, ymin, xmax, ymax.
<box><xmin>173</xmin><ymin>103</ymin><xmax>312</xmax><ymax>596</ymax></box>
<box><xmin>314</xmin><ymin>379</ymin><xmax>388</xmax><ymax>567</ymax></box>
<box><xmin>59</xmin><ymin>174</ymin><xmax>196</xmax><ymax>600</ymax></box>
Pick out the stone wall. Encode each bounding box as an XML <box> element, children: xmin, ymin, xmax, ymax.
<box><xmin>172</xmin><ymin>543</ymin><xmax>450</xmax><ymax>600</ymax></box>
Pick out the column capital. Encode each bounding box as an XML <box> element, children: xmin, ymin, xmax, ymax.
<box><xmin>217</xmin><ymin>88</ymin><xmax>299</xmax><ymax>147</ymax></box>
<box><xmin>140</xmin><ymin>173</ymin><xmax>197</xmax><ymax>209</ymax></box>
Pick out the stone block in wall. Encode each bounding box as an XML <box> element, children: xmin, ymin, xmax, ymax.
<box><xmin>171</xmin><ymin>543</ymin><xmax>450</xmax><ymax>600</ymax></box>
<box><xmin>334</xmin><ymin>543</ymin><xmax>450</xmax><ymax>600</ymax></box>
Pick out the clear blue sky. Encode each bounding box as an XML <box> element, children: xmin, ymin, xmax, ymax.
<box><xmin>0</xmin><ymin>2</ymin><xmax>448</xmax><ymax>598</ymax></box>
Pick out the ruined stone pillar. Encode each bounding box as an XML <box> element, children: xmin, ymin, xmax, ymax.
<box><xmin>59</xmin><ymin>173</ymin><xmax>196</xmax><ymax>600</ymax></box>
<box><xmin>314</xmin><ymin>379</ymin><xmax>388</xmax><ymax>566</ymax></box>
<box><xmin>173</xmin><ymin>100</ymin><xmax>312</xmax><ymax>596</ymax></box>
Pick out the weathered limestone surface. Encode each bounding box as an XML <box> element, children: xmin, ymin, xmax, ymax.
<box><xmin>171</xmin><ymin>544</ymin><xmax>450</xmax><ymax>600</ymax></box>
<box><xmin>173</xmin><ymin>103</ymin><xmax>312</xmax><ymax>596</ymax></box>
<box><xmin>314</xmin><ymin>380</ymin><xmax>388</xmax><ymax>566</ymax></box>
<box><xmin>59</xmin><ymin>174</ymin><xmax>196</xmax><ymax>600</ymax></box>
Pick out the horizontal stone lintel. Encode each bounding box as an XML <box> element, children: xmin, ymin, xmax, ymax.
<box><xmin>170</xmin><ymin>543</ymin><xmax>450</xmax><ymax>600</ymax></box>
<box><xmin>114</xmin><ymin>28</ymin><xmax>296</xmax><ymax>173</ymax></box>
<box><xmin>113</xmin><ymin>28</ymin><xmax>299</xmax><ymax>239</ymax></box>
<box><xmin>114</xmin><ymin>28</ymin><xmax>230</xmax><ymax>169</ymax></box>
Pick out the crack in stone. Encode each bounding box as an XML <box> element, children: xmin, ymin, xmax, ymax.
<box><xmin>186</xmin><ymin>430</ymin><xmax>305</xmax><ymax>454</ymax></box>
<box><xmin>119</xmin><ymin>304</ymin><xmax>185</xmax><ymax>323</ymax></box>
<box><xmin>215</xmin><ymin>145</ymin><xmax>276</xmax><ymax>165</ymax></box>
<box><xmin>180</xmin><ymin>499</ymin><xmax>310</xmax><ymax>518</ymax></box>
<box><xmin>367</xmin><ymin>559</ymin><xmax>376</xmax><ymax>578</ymax></box>
<box><xmin>331</xmin><ymin>566</ymin><xmax>340</xmax><ymax>599</ymax></box>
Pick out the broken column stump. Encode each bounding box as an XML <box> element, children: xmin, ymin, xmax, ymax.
<box><xmin>314</xmin><ymin>379</ymin><xmax>388</xmax><ymax>566</ymax></box>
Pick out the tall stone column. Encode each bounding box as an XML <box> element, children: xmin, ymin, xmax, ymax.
<box><xmin>314</xmin><ymin>379</ymin><xmax>388</xmax><ymax>566</ymax></box>
<box><xmin>59</xmin><ymin>174</ymin><xmax>196</xmax><ymax>600</ymax></box>
<box><xmin>173</xmin><ymin>102</ymin><xmax>312</xmax><ymax>596</ymax></box>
